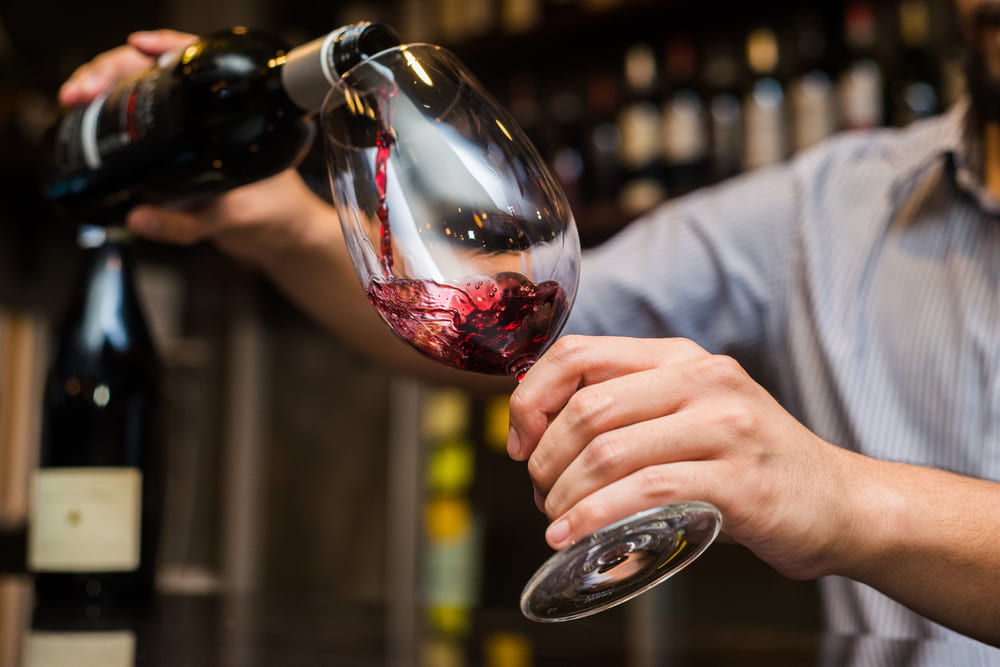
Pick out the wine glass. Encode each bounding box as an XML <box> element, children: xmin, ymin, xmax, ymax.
<box><xmin>320</xmin><ymin>43</ymin><xmax>722</xmax><ymax>622</ymax></box>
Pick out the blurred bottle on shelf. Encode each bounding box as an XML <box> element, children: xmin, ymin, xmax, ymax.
<box><xmin>484</xmin><ymin>631</ymin><xmax>533</xmax><ymax>667</ymax></box>
<box><xmin>501</xmin><ymin>0</ymin><xmax>542</xmax><ymax>34</ymax></box>
<box><xmin>545</xmin><ymin>77</ymin><xmax>586</xmax><ymax>212</ymax></box>
<box><xmin>438</xmin><ymin>0</ymin><xmax>497</xmax><ymax>43</ymax></box>
<box><xmin>702</xmin><ymin>35</ymin><xmax>744</xmax><ymax>182</ymax></box>
<box><xmin>838</xmin><ymin>0</ymin><xmax>885</xmax><ymax>130</ymax></box>
<box><xmin>743</xmin><ymin>25</ymin><xmax>787</xmax><ymax>171</ymax></box>
<box><xmin>888</xmin><ymin>0</ymin><xmax>940</xmax><ymax>126</ymax></box>
<box><xmin>507</xmin><ymin>74</ymin><xmax>546</xmax><ymax>158</ymax></box>
<box><xmin>660</xmin><ymin>35</ymin><xmax>710</xmax><ymax>196</ymax></box>
<box><xmin>419</xmin><ymin>389</ymin><xmax>481</xmax><ymax>658</ymax></box>
<box><xmin>617</xmin><ymin>43</ymin><xmax>666</xmax><ymax>215</ymax></box>
<box><xmin>583</xmin><ymin>70</ymin><xmax>623</xmax><ymax>207</ymax></box>
<box><xmin>788</xmin><ymin>9</ymin><xmax>837</xmax><ymax>153</ymax></box>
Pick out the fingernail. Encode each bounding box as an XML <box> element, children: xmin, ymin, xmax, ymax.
<box><xmin>546</xmin><ymin>519</ymin><xmax>569</xmax><ymax>547</ymax></box>
<box><xmin>506</xmin><ymin>426</ymin><xmax>521</xmax><ymax>459</ymax></box>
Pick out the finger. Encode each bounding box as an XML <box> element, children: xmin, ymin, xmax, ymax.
<box><xmin>128</xmin><ymin>205</ymin><xmax>213</xmax><ymax>245</ymax></box>
<box><xmin>507</xmin><ymin>336</ymin><xmax>706</xmax><ymax>460</ymax></box>
<box><xmin>540</xmin><ymin>404</ymin><xmax>724</xmax><ymax>519</ymax></box>
<box><xmin>543</xmin><ymin>460</ymin><xmax>728</xmax><ymax>550</ymax></box>
<box><xmin>59</xmin><ymin>31</ymin><xmax>198</xmax><ymax>107</ymax></box>
<box><xmin>526</xmin><ymin>356</ymin><xmax>711</xmax><ymax>497</ymax></box>
<box><xmin>59</xmin><ymin>46</ymin><xmax>153</xmax><ymax>106</ymax></box>
<box><xmin>127</xmin><ymin>30</ymin><xmax>199</xmax><ymax>56</ymax></box>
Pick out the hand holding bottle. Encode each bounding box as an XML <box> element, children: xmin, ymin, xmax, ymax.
<box><xmin>58</xmin><ymin>30</ymin><xmax>198</xmax><ymax>106</ymax></box>
<box><xmin>53</xmin><ymin>26</ymin><xmax>511</xmax><ymax>390</ymax></box>
<box><xmin>54</xmin><ymin>29</ymin><xmax>340</xmax><ymax>267</ymax></box>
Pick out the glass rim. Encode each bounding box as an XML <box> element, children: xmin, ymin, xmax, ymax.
<box><xmin>325</xmin><ymin>41</ymin><xmax>454</xmax><ymax>95</ymax></box>
<box><xmin>320</xmin><ymin>42</ymin><xmax>467</xmax><ymax>151</ymax></box>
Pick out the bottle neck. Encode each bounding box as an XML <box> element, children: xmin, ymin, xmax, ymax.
<box><xmin>71</xmin><ymin>226</ymin><xmax>142</xmax><ymax>347</ymax></box>
<box><xmin>281</xmin><ymin>22</ymin><xmax>401</xmax><ymax>113</ymax></box>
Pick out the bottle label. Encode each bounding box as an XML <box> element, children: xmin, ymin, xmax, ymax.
<box><xmin>56</xmin><ymin>57</ymin><xmax>176</xmax><ymax>171</ymax></box>
<box><xmin>281</xmin><ymin>26</ymin><xmax>350</xmax><ymax>112</ymax></box>
<box><xmin>28</xmin><ymin>468</ymin><xmax>142</xmax><ymax>572</ymax></box>
<box><xmin>26</xmin><ymin>631</ymin><xmax>136</xmax><ymax>667</ymax></box>
<box><xmin>662</xmin><ymin>90</ymin><xmax>708</xmax><ymax>164</ymax></box>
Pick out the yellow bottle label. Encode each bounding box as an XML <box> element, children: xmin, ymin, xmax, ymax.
<box><xmin>28</xmin><ymin>468</ymin><xmax>142</xmax><ymax>572</ymax></box>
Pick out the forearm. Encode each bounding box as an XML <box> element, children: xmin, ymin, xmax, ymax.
<box><xmin>837</xmin><ymin>453</ymin><xmax>1000</xmax><ymax>645</ymax></box>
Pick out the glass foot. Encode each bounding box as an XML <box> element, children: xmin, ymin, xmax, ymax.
<box><xmin>520</xmin><ymin>501</ymin><xmax>722</xmax><ymax>622</ymax></box>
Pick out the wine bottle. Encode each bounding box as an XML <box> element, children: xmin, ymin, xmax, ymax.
<box><xmin>743</xmin><ymin>26</ymin><xmax>787</xmax><ymax>171</ymax></box>
<box><xmin>660</xmin><ymin>35</ymin><xmax>710</xmax><ymax>197</ymax></box>
<box><xmin>701</xmin><ymin>35</ymin><xmax>744</xmax><ymax>182</ymax></box>
<box><xmin>888</xmin><ymin>0</ymin><xmax>940</xmax><ymax>127</ymax></box>
<box><xmin>28</xmin><ymin>226</ymin><xmax>163</xmax><ymax>605</ymax></box>
<box><xmin>583</xmin><ymin>70</ymin><xmax>622</xmax><ymax>207</ymax></box>
<box><xmin>838</xmin><ymin>0</ymin><xmax>885</xmax><ymax>130</ymax></box>
<box><xmin>545</xmin><ymin>79</ymin><xmax>586</xmax><ymax>212</ymax></box>
<box><xmin>42</xmin><ymin>22</ymin><xmax>400</xmax><ymax>224</ymax></box>
<box><xmin>616</xmin><ymin>43</ymin><xmax>666</xmax><ymax>215</ymax></box>
<box><xmin>788</xmin><ymin>9</ymin><xmax>837</xmax><ymax>153</ymax></box>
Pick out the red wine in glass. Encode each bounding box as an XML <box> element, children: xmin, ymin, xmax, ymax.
<box><xmin>367</xmin><ymin>271</ymin><xmax>569</xmax><ymax>378</ymax></box>
<box><xmin>368</xmin><ymin>121</ymin><xmax>570</xmax><ymax>378</ymax></box>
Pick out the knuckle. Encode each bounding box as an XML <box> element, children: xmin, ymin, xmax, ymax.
<box><xmin>508</xmin><ymin>387</ymin><xmax>531</xmax><ymax>418</ymax></box>
<box><xmin>542</xmin><ymin>490</ymin><xmax>566</xmax><ymax>519</ymax></box>
<box><xmin>585</xmin><ymin>431</ymin><xmax>627</xmax><ymax>475</ymax></box>
<box><xmin>564</xmin><ymin>386</ymin><xmax>613</xmax><ymax>430</ymax></box>
<box><xmin>701</xmin><ymin>353</ymin><xmax>748</xmax><ymax>388</ymax></box>
<box><xmin>717</xmin><ymin>401</ymin><xmax>760</xmax><ymax>440</ymax></box>
<box><xmin>638</xmin><ymin>465</ymin><xmax>674</xmax><ymax>496</ymax></box>
<box><xmin>666</xmin><ymin>336</ymin><xmax>705</xmax><ymax>360</ymax></box>
<box><xmin>526</xmin><ymin>450</ymin><xmax>548</xmax><ymax>486</ymax></box>
<box><xmin>570</xmin><ymin>494</ymin><xmax>608</xmax><ymax>529</ymax></box>
<box><xmin>548</xmin><ymin>335</ymin><xmax>589</xmax><ymax>365</ymax></box>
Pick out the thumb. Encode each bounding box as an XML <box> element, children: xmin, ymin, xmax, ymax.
<box><xmin>127</xmin><ymin>30</ymin><xmax>199</xmax><ymax>57</ymax></box>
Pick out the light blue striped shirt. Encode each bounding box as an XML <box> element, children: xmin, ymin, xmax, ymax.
<box><xmin>567</xmin><ymin>99</ymin><xmax>1000</xmax><ymax>651</ymax></box>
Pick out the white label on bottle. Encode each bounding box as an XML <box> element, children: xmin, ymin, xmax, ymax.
<box><xmin>618</xmin><ymin>102</ymin><xmax>662</xmax><ymax>168</ymax></box>
<box><xmin>26</xmin><ymin>631</ymin><xmax>136</xmax><ymax>667</ymax></box>
<box><xmin>839</xmin><ymin>59</ymin><xmax>883</xmax><ymax>129</ymax></box>
<box><xmin>80</xmin><ymin>91</ymin><xmax>109</xmax><ymax>169</ymax></box>
<box><xmin>28</xmin><ymin>468</ymin><xmax>142</xmax><ymax>572</ymax></box>
<box><xmin>744</xmin><ymin>78</ymin><xmax>786</xmax><ymax>170</ymax></box>
<box><xmin>662</xmin><ymin>90</ymin><xmax>708</xmax><ymax>163</ymax></box>
<box><xmin>792</xmin><ymin>71</ymin><xmax>836</xmax><ymax>152</ymax></box>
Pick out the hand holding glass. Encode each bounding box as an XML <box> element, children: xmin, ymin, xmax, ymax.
<box><xmin>320</xmin><ymin>44</ymin><xmax>721</xmax><ymax>622</ymax></box>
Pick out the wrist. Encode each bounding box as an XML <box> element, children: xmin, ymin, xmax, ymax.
<box><xmin>824</xmin><ymin>451</ymin><xmax>910</xmax><ymax>582</ymax></box>
<box><xmin>213</xmin><ymin>170</ymin><xmax>341</xmax><ymax>269</ymax></box>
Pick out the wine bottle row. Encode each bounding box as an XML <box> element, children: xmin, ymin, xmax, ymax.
<box><xmin>468</xmin><ymin>0</ymin><xmax>961</xmax><ymax>238</ymax></box>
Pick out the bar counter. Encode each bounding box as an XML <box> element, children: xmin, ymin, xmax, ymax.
<box><xmin>3</xmin><ymin>574</ymin><xmax>999</xmax><ymax>666</ymax></box>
